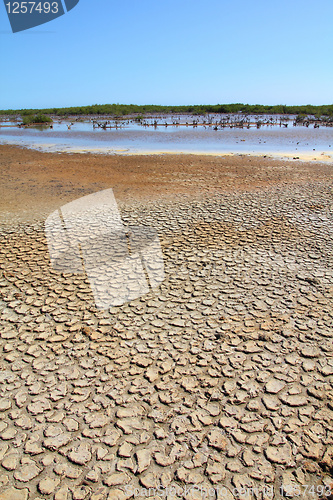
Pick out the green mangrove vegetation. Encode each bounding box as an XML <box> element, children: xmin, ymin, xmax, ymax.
<box><xmin>21</xmin><ymin>113</ymin><xmax>53</xmax><ymax>125</ymax></box>
<box><xmin>1</xmin><ymin>103</ymin><xmax>333</xmax><ymax>118</ymax></box>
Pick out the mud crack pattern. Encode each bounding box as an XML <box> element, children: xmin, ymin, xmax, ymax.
<box><xmin>0</xmin><ymin>181</ymin><xmax>333</xmax><ymax>499</ymax></box>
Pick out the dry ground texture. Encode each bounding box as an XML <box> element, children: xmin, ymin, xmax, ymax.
<box><xmin>0</xmin><ymin>145</ymin><xmax>332</xmax><ymax>500</ymax></box>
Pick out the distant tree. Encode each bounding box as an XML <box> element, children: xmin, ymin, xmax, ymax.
<box><xmin>22</xmin><ymin>113</ymin><xmax>52</xmax><ymax>125</ymax></box>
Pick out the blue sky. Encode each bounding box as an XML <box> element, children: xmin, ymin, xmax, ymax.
<box><xmin>1</xmin><ymin>0</ymin><xmax>332</xmax><ymax>109</ymax></box>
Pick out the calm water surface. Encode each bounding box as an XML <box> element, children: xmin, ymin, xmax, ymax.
<box><xmin>1</xmin><ymin>117</ymin><xmax>332</xmax><ymax>159</ymax></box>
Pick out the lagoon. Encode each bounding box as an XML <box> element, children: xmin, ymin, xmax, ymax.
<box><xmin>1</xmin><ymin>115</ymin><xmax>332</xmax><ymax>161</ymax></box>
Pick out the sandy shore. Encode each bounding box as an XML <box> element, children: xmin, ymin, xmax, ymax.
<box><xmin>0</xmin><ymin>145</ymin><xmax>333</xmax><ymax>499</ymax></box>
<box><xmin>0</xmin><ymin>145</ymin><xmax>332</xmax><ymax>224</ymax></box>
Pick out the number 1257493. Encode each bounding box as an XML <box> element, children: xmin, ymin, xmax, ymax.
<box><xmin>5</xmin><ymin>2</ymin><xmax>60</xmax><ymax>14</ymax></box>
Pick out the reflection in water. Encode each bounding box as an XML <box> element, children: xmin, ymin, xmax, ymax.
<box><xmin>1</xmin><ymin>115</ymin><xmax>332</xmax><ymax>159</ymax></box>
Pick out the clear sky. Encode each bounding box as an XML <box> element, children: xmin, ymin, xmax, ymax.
<box><xmin>1</xmin><ymin>0</ymin><xmax>332</xmax><ymax>109</ymax></box>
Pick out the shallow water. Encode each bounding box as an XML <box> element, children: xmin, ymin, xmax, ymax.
<box><xmin>1</xmin><ymin>116</ymin><xmax>332</xmax><ymax>160</ymax></box>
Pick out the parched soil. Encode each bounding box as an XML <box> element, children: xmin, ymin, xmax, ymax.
<box><xmin>0</xmin><ymin>145</ymin><xmax>332</xmax><ymax>500</ymax></box>
<box><xmin>0</xmin><ymin>145</ymin><xmax>332</xmax><ymax>223</ymax></box>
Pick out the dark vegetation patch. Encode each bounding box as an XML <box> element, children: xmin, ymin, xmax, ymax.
<box><xmin>1</xmin><ymin>103</ymin><xmax>333</xmax><ymax>119</ymax></box>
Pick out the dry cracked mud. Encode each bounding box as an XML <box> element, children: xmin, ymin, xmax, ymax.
<box><xmin>0</xmin><ymin>147</ymin><xmax>333</xmax><ymax>499</ymax></box>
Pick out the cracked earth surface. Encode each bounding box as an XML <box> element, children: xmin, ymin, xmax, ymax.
<box><xmin>0</xmin><ymin>149</ymin><xmax>333</xmax><ymax>499</ymax></box>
